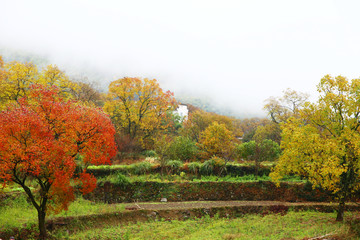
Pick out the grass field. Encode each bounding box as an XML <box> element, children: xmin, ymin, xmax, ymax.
<box><xmin>0</xmin><ymin>195</ymin><xmax>125</xmax><ymax>231</ymax></box>
<box><xmin>2</xmin><ymin>193</ymin><xmax>360</xmax><ymax>239</ymax></box>
<box><xmin>51</xmin><ymin>211</ymin><xmax>358</xmax><ymax>240</ymax></box>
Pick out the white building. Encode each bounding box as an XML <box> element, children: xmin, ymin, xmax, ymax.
<box><xmin>174</xmin><ymin>104</ymin><xmax>189</xmax><ymax>122</ymax></box>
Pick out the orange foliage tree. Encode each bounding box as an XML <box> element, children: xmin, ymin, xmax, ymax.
<box><xmin>0</xmin><ymin>84</ymin><xmax>116</xmax><ymax>239</ymax></box>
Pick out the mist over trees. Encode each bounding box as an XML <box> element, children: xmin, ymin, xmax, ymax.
<box><xmin>2</xmin><ymin>50</ymin><xmax>359</xmax><ymax>233</ymax></box>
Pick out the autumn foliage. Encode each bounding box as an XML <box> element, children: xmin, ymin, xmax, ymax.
<box><xmin>0</xmin><ymin>84</ymin><xmax>116</xmax><ymax>238</ymax></box>
<box><xmin>271</xmin><ymin>75</ymin><xmax>360</xmax><ymax>221</ymax></box>
<box><xmin>198</xmin><ymin>121</ymin><xmax>235</xmax><ymax>160</ymax></box>
<box><xmin>104</xmin><ymin>77</ymin><xmax>177</xmax><ymax>149</ymax></box>
<box><xmin>0</xmin><ymin>60</ymin><xmax>95</xmax><ymax>110</ymax></box>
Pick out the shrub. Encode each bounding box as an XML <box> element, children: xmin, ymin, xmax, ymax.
<box><xmin>132</xmin><ymin>162</ymin><xmax>152</xmax><ymax>175</ymax></box>
<box><xmin>114</xmin><ymin>173</ymin><xmax>131</xmax><ymax>189</ymax></box>
<box><xmin>199</xmin><ymin>157</ymin><xmax>226</xmax><ymax>176</ymax></box>
<box><xmin>166</xmin><ymin>160</ymin><xmax>183</xmax><ymax>174</ymax></box>
<box><xmin>200</xmin><ymin>159</ymin><xmax>215</xmax><ymax>175</ymax></box>
<box><xmin>143</xmin><ymin>150</ymin><xmax>157</xmax><ymax>158</ymax></box>
<box><xmin>116</xmin><ymin>173</ymin><xmax>130</xmax><ymax>184</ymax></box>
<box><xmin>168</xmin><ymin>136</ymin><xmax>198</xmax><ymax>161</ymax></box>
<box><xmin>212</xmin><ymin>156</ymin><xmax>227</xmax><ymax>175</ymax></box>
<box><xmin>188</xmin><ymin>162</ymin><xmax>201</xmax><ymax>175</ymax></box>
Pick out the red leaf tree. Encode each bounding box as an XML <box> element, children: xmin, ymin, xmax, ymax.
<box><xmin>0</xmin><ymin>84</ymin><xmax>116</xmax><ymax>239</ymax></box>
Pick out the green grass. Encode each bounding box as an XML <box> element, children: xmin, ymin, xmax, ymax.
<box><xmin>97</xmin><ymin>173</ymin><xmax>304</xmax><ymax>184</ymax></box>
<box><xmin>54</xmin><ymin>197</ymin><xmax>125</xmax><ymax>218</ymax></box>
<box><xmin>0</xmin><ymin>194</ymin><xmax>37</xmax><ymax>231</ymax></box>
<box><xmin>52</xmin><ymin>211</ymin><xmax>356</xmax><ymax>240</ymax></box>
<box><xmin>192</xmin><ymin>175</ymin><xmax>272</xmax><ymax>182</ymax></box>
<box><xmin>0</xmin><ymin>195</ymin><xmax>125</xmax><ymax>231</ymax></box>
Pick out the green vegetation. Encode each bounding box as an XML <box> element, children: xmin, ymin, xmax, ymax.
<box><xmin>2</xmin><ymin>53</ymin><xmax>360</xmax><ymax>238</ymax></box>
<box><xmin>166</xmin><ymin>160</ymin><xmax>184</xmax><ymax>174</ymax></box>
<box><xmin>52</xmin><ymin>211</ymin><xmax>356</xmax><ymax>240</ymax></box>
<box><xmin>87</xmin><ymin>161</ymin><xmax>275</xmax><ymax>179</ymax></box>
<box><xmin>97</xmin><ymin>173</ymin><xmax>303</xmax><ymax>184</ymax></box>
<box><xmin>0</xmin><ymin>195</ymin><xmax>125</xmax><ymax>231</ymax></box>
<box><xmin>0</xmin><ymin>194</ymin><xmax>37</xmax><ymax>231</ymax></box>
<box><xmin>168</xmin><ymin>136</ymin><xmax>198</xmax><ymax>161</ymax></box>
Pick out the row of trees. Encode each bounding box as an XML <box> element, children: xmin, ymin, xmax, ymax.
<box><xmin>0</xmin><ymin>57</ymin><xmax>284</xmax><ymax>238</ymax></box>
<box><xmin>2</xmin><ymin>54</ymin><xmax>358</xmax><ymax>236</ymax></box>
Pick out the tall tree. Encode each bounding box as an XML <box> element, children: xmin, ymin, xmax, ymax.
<box><xmin>271</xmin><ymin>75</ymin><xmax>360</xmax><ymax>221</ymax></box>
<box><xmin>264</xmin><ymin>88</ymin><xmax>309</xmax><ymax>124</ymax></box>
<box><xmin>0</xmin><ymin>59</ymin><xmax>81</xmax><ymax>109</ymax></box>
<box><xmin>0</xmin><ymin>84</ymin><xmax>116</xmax><ymax>238</ymax></box>
<box><xmin>237</xmin><ymin>139</ymin><xmax>280</xmax><ymax>177</ymax></box>
<box><xmin>181</xmin><ymin>110</ymin><xmax>242</xmax><ymax>142</ymax></box>
<box><xmin>198</xmin><ymin>121</ymin><xmax>235</xmax><ymax>160</ymax></box>
<box><xmin>70</xmin><ymin>81</ymin><xmax>104</xmax><ymax>107</ymax></box>
<box><xmin>238</xmin><ymin>117</ymin><xmax>270</xmax><ymax>142</ymax></box>
<box><xmin>0</xmin><ymin>60</ymin><xmax>38</xmax><ymax>108</ymax></box>
<box><xmin>104</xmin><ymin>77</ymin><xmax>177</xmax><ymax>148</ymax></box>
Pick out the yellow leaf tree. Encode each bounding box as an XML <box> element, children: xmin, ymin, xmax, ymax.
<box><xmin>104</xmin><ymin>77</ymin><xmax>177</xmax><ymax>149</ymax></box>
<box><xmin>264</xmin><ymin>88</ymin><xmax>309</xmax><ymax>124</ymax></box>
<box><xmin>0</xmin><ymin>58</ymin><xmax>80</xmax><ymax>109</ymax></box>
<box><xmin>271</xmin><ymin>75</ymin><xmax>360</xmax><ymax>221</ymax></box>
<box><xmin>0</xmin><ymin>60</ymin><xmax>38</xmax><ymax>108</ymax></box>
<box><xmin>181</xmin><ymin>109</ymin><xmax>242</xmax><ymax>142</ymax></box>
<box><xmin>198</xmin><ymin>121</ymin><xmax>235</xmax><ymax>160</ymax></box>
<box><xmin>37</xmin><ymin>64</ymin><xmax>78</xmax><ymax>99</ymax></box>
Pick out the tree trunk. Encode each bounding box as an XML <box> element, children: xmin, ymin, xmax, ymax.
<box><xmin>336</xmin><ymin>198</ymin><xmax>346</xmax><ymax>222</ymax></box>
<box><xmin>38</xmin><ymin>209</ymin><xmax>47</xmax><ymax>239</ymax></box>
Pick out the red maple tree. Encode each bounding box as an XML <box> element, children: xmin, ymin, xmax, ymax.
<box><xmin>0</xmin><ymin>84</ymin><xmax>116</xmax><ymax>239</ymax></box>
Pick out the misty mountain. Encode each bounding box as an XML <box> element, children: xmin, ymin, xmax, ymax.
<box><xmin>0</xmin><ymin>47</ymin><xmax>261</xmax><ymax>119</ymax></box>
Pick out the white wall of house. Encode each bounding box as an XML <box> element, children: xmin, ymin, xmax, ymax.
<box><xmin>175</xmin><ymin>104</ymin><xmax>189</xmax><ymax>121</ymax></box>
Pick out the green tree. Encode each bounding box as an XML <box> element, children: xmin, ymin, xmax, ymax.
<box><xmin>154</xmin><ymin>135</ymin><xmax>173</xmax><ymax>176</ymax></box>
<box><xmin>271</xmin><ymin>75</ymin><xmax>360</xmax><ymax>221</ymax></box>
<box><xmin>238</xmin><ymin>139</ymin><xmax>280</xmax><ymax>176</ymax></box>
<box><xmin>168</xmin><ymin>136</ymin><xmax>198</xmax><ymax>161</ymax></box>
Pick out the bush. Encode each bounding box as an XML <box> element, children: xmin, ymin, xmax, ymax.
<box><xmin>132</xmin><ymin>162</ymin><xmax>152</xmax><ymax>175</ymax></box>
<box><xmin>212</xmin><ymin>156</ymin><xmax>227</xmax><ymax>175</ymax></box>
<box><xmin>200</xmin><ymin>159</ymin><xmax>215</xmax><ymax>175</ymax></box>
<box><xmin>114</xmin><ymin>173</ymin><xmax>131</xmax><ymax>189</ymax></box>
<box><xmin>166</xmin><ymin>160</ymin><xmax>183</xmax><ymax>174</ymax></box>
<box><xmin>87</xmin><ymin>162</ymin><xmax>274</xmax><ymax>177</ymax></box>
<box><xmin>143</xmin><ymin>150</ymin><xmax>157</xmax><ymax>158</ymax></box>
<box><xmin>168</xmin><ymin>136</ymin><xmax>198</xmax><ymax>161</ymax></box>
<box><xmin>199</xmin><ymin>157</ymin><xmax>226</xmax><ymax>176</ymax></box>
<box><xmin>116</xmin><ymin>173</ymin><xmax>130</xmax><ymax>184</ymax></box>
<box><xmin>188</xmin><ymin>162</ymin><xmax>201</xmax><ymax>175</ymax></box>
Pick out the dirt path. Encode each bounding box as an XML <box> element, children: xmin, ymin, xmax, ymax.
<box><xmin>122</xmin><ymin>200</ymin><xmax>357</xmax><ymax>211</ymax></box>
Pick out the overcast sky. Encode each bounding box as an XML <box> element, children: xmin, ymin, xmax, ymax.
<box><xmin>1</xmin><ymin>0</ymin><xmax>360</xmax><ymax>117</ymax></box>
